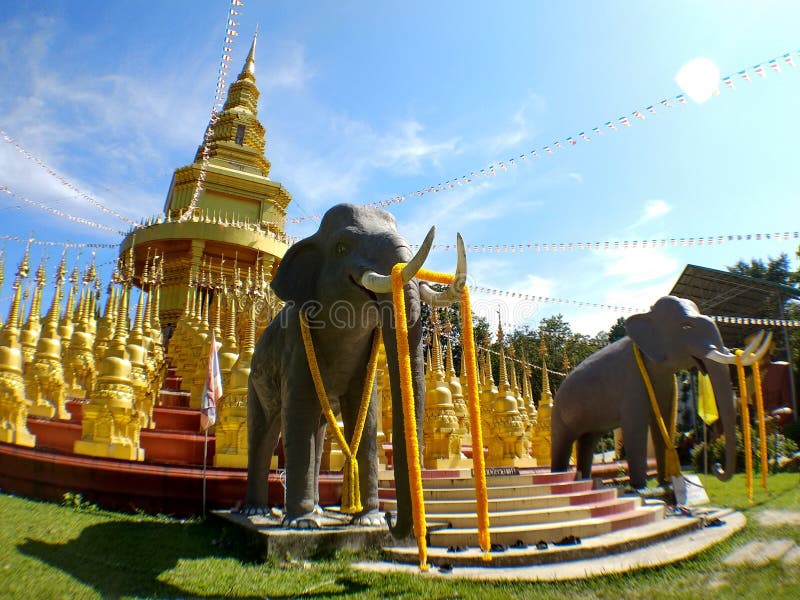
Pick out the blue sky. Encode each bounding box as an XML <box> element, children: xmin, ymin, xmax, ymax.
<box><xmin>0</xmin><ymin>1</ymin><xmax>798</xmax><ymax>336</ymax></box>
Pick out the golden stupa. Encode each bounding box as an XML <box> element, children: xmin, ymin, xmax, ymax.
<box><xmin>119</xmin><ymin>32</ymin><xmax>289</xmax><ymax>329</ymax></box>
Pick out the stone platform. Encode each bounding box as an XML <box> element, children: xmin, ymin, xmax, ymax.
<box><xmin>357</xmin><ymin>508</ymin><xmax>744</xmax><ymax>580</ymax></box>
<box><xmin>212</xmin><ymin>509</ymin><xmax>392</xmax><ymax>559</ymax></box>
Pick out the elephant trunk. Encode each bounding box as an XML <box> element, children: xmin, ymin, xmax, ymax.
<box><xmin>379</xmin><ymin>282</ymin><xmax>424</xmax><ymax>539</ymax></box>
<box><xmin>705</xmin><ymin>360</ymin><xmax>736</xmax><ymax>481</ymax></box>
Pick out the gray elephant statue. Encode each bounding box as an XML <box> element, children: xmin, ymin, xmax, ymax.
<box><xmin>245</xmin><ymin>203</ymin><xmax>466</xmax><ymax>536</ymax></box>
<box><xmin>550</xmin><ymin>295</ymin><xmax>770</xmax><ymax>489</ymax></box>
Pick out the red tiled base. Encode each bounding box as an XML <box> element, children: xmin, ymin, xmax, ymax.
<box><xmin>27</xmin><ymin>417</ymin><xmax>215</xmax><ymax>466</ymax></box>
<box><xmin>153</xmin><ymin>406</ymin><xmax>202</xmax><ymax>432</ymax></box>
<box><xmin>0</xmin><ymin>442</ymin><xmax>343</xmax><ymax>516</ymax></box>
<box><xmin>159</xmin><ymin>390</ymin><xmax>191</xmax><ymax>407</ymax></box>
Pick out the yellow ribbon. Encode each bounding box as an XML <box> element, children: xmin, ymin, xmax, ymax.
<box><xmin>632</xmin><ymin>344</ymin><xmax>681</xmax><ymax>482</ymax></box>
<box><xmin>734</xmin><ymin>350</ymin><xmax>753</xmax><ymax>502</ymax></box>
<box><xmin>299</xmin><ymin>311</ymin><xmax>380</xmax><ymax>514</ymax></box>
<box><xmin>752</xmin><ymin>361</ymin><xmax>768</xmax><ymax>490</ymax></box>
<box><xmin>413</xmin><ymin>268</ymin><xmax>492</xmax><ymax>560</ymax></box>
<box><xmin>390</xmin><ymin>264</ymin><xmax>428</xmax><ymax>571</ymax></box>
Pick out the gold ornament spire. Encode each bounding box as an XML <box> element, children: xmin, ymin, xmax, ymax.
<box><xmin>496</xmin><ymin>320</ymin><xmax>510</xmax><ymax>391</ymax></box>
<box><xmin>239</xmin><ymin>28</ymin><xmax>257</xmax><ymax>81</ymax></box>
<box><xmin>540</xmin><ymin>338</ymin><xmax>552</xmax><ymax>399</ymax></box>
<box><xmin>1</xmin><ymin>240</ymin><xmax>31</xmax><ymax>346</ymax></box>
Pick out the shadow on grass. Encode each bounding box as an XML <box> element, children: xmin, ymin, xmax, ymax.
<box><xmin>18</xmin><ymin>518</ymin><xmax>263</xmax><ymax>599</ymax></box>
<box><xmin>265</xmin><ymin>576</ymin><xmax>372</xmax><ymax>598</ymax></box>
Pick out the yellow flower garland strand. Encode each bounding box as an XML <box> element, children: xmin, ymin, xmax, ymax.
<box><xmin>391</xmin><ymin>264</ymin><xmax>428</xmax><ymax>571</ymax></box>
<box><xmin>752</xmin><ymin>361</ymin><xmax>768</xmax><ymax>491</ymax></box>
<box><xmin>416</xmin><ymin>268</ymin><xmax>491</xmax><ymax>559</ymax></box>
<box><xmin>735</xmin><ymin>350</ymin><xmax>753</xmax><ymax>502</ymax></box>
<box><xmin>299</xmin><ymin>311</ymin><xmax>381</xmax><ymax>514</ymax></box>
<box><xmin>632</xmin><ymin>344</ymin><xmax>681</xmax><ymax>481</ymax></box>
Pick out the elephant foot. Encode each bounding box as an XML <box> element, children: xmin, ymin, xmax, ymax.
<box><xmin>350</xmin><ymin>509</ymin><xmax>385</xmax><ymax>528</ymax></box>
<box><xmin>236</xmin><ymin>504</ymin><xmax>282</xmax><ymax>522</ymax></box>
<box><xmin>237</xmin><ymin>503</ymin><xmax>270</xmax><ymax>517</ymax></box>
<box><xmin>283</xmin><ymin>512</ymin><xmax>324</xmax><ymax>529</ymax></box>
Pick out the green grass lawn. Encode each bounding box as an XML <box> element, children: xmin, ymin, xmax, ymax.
<box><xmin>1</xmin><ymin>473</ymin><xmax>798</xmax><ymax>599</ymax></box>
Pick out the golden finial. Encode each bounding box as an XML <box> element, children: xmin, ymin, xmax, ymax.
<box><xmin>539</xmin><ymin>337</ymin><xmax>547</xmax><ymax>359</ymax></box>
<box><xmin>431</xmin><ymin>310</ymin><xmax>445</xmax><ymax>374</ymax></box>
<box><xmin>541</xmin><ymin>350</ymin><xmax>552</xmax><ymax>398</ymax></box>
<box><xmin>561</xmin><ymin>354</ymin><xmax>570</xmax><ymax>373</ymax></box>
<box><xmin>237</xmin><ymin>28</ymin><xmax>257</xmax><ymax>80</ymax></box>
<box><xmin>444</xmin><ymin>320</ymin><xmax>457</xmax><ymax>377</ymax></box>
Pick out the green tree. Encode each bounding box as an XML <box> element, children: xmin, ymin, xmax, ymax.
<box><xmin>608</xmin><ymin>316</ymin><xmax>627</xmax><ymax>343</ymax></box>
<box><xmin>726</xmin><ymin>251</ymin><xmax>800</xmax><ymax>397</ymax></box>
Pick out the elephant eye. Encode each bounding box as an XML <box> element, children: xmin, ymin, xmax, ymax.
<box><xmin>335</xmin><ymin>242</ymin><xmax>349</xmax><ymax>256</ymax></box>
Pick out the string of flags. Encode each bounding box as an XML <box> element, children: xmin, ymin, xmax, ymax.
<box><xmin>470</xmin><ymin>284</ymin><xmax>641</xmax><ymax>314</ymax></box>
<box><xmin>178</xmin><ymin>0</ymin><xmax>245</xmax><ymax>223</ymax></box>
<box><xmin>432</xmin><ymin>326</ymin><xmax>569</xmax><ymax>378</ymax></box>
<box><xmin>467</xmin><ymin>283</ymin><xmax>800</xmax><ymax>327</ymax></box>
<box><xmin>0</xmin><ymin>130</ymin><xmax>140</xmax><ymax>228</ymax></box>
<box><xmin>712</xmin><ymin>315</ymin><xmax>800</xmax><ymax>328</ymax></box>
<box><xmin>286</xmin><ymin>48</ymin><xmax>800</xmax><ymax>225</ymax></box>
<box><xmin>0</xmin><ymin>184</ymin><xmax>122</xmax><ymax>235</ymax></box>
<box><xmin>0</xmin><ymin>234</ymin><xmax>118</xmax><ymax>250</ymax></box>
<box><xmin>411</xmin><ymin>230</ymin><xmax>800</xmax><ymax>254</ymax></box>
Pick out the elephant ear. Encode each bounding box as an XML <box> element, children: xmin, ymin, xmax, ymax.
<box><xmin>270</xmin><ymin>235</ymin><xmax>321</xmax><ymax>305</ymax></box>
<box><xmin>625</xmin><ymin>313</ymin><xmax>667</xmax><ymax>363</ymax></box>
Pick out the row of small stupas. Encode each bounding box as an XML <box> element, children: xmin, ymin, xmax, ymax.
<box><xmin>414</xmin><ymin>316</ymin><xmax>556</xmax><ymax>470</ymax></box>
<box><xmin>0</xmin><ymin>237</ymin><xmax>560</xmax><ymax>469</ymax></box>
<box><xmin>0</xmin><ymin>242</ymin><xmax>167</xmax><ymax>459</ymax></box>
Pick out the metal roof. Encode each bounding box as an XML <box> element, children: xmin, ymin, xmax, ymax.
<box><xmin>669</xmin><ymin>264</ymin><xmax>800</xmax><ymax>348</ymax></box>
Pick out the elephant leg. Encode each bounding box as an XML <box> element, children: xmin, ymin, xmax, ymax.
<box><xmin>282</xmin><ymin>392</ymin><xmax>323</xmax><ymax>528</ymax></box>
<box><xmin>550</xmin><ymin>409</ymin><xmax>576</xmax><ymax>474</ymax></box>
<box><xmin>576</xmin><ymin>432</ymin><xmax>601</xmax><ymax>479</ymax></box>
<box><xmin>244</xmin><ymin>384</ymin><xmax>281</xmax><ymax>512</ymax></box>
<box><xmin>649</xmin><ymin>418</ymin><xmax>672</xmax><ymax>486</ymax></box>
<box><xmin>621</xmin><ymin>417</ymin><xmax>649</xmax><ymax>490</ymax></box>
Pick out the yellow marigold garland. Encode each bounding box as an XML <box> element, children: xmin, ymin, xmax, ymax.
<box><xmin>735</xmin><ymin>350</ymin><xmax>753</xmax><ymax>502</ymax></box>
<box><xmin>632</xmin><ymin>344</ymin><xmax>681</xmax><ymax>481</ymax></box>
<box><xmin>391</xmin><ymin>264</ymin><xmax>428</xmax><ymax>571</ymax></box>
<box><xmin>299</xmin><ymin>311</ymin><xmax>381</xmax><ymax>514</ymax></box>
<box><xmin>416</xmin><ymin>268</ymin><xmax>491</xmax><ymax>559</ymax></box>
<box><xmin>752</xmin><ymin>360</ymin><xmax>768</xmax><ymax>491</ymax></box>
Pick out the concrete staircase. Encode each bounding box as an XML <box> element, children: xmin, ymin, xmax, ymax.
<box><xmin>379</xmin><ymin>469</ymin><xmax>679</xmax><ymax>567</ymax></box>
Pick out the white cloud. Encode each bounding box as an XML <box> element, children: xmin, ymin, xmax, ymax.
<box><xmin>568</xmin><ymin>172</ymin><xmax>583</xmax><ymax>184</ymax></box>
<box><xmin>273</xmin><ymin>115</ymin><xmax>461</xmax><ymax>215</ymax></box>
<box><xmin>628</xmin><ymin>198</ymin><xmax>672</xmax><ymax>229</ymax></box>
<box><xmin>604</xmin><ymin>247</ymin><xmax>680</xmax><ymax>284</ymax></box>
<box><xmin>262</xmin><ymin>42</ymin><xmax>315</xmax><ymax>90</ymax></box>
<box><xmin>675</xmin><ymin>58</ymin><xmax>720</xmax><ymax>104</ymax></box>
<box><xmin>469</xmin><ymin>272</ymin><xmax>555</xmax><ymax>335</ymax></box>
<box><xmin>486</xmin><ymin>94</ymin><xmax>545</xmax><ymax>154</ymax></box>
<box><xmin>643</xmin><ymin>199</ymin><xmax>671</xmax><ymax>221</ymax></box>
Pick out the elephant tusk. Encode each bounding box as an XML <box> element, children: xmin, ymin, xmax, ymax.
<box><xmin>741</xmin><ymin>330</ymin><xmax>765</xmax><ymax>357</ymax></box>
<box><xmin>704</xmin><ymin>330</ymin><xmax>773</xmax><ymax>366</ymax></box>
<box><xmin>739</xmin><ymin>331</ymin><xmax>773</xmax><ymax>366</ymax></box>
<box><xmin>704</xmin><ymin>348</ymin><xmax>736</xmax><ymax>364</ymax></box>
<box><xmin>359</xmin><ymin>226</ymin><xmax>436</xmax><ymax>293</ymax></box>
<box><xmin>419</xmin><ymin>233</ymin><xmax>468</xmax><ymax>307</ymax></box>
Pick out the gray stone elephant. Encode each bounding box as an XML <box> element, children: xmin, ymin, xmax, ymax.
<box><xmin>245</xmin><ymin>203</ymin><xmax>466</xmax><ymax>536</ymax></box>
<box><xmin>550</xmin><ymin>295</ymin><xmax>770</xmax><ymax>489</ymax></box>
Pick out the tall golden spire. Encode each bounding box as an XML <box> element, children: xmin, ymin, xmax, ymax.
<box><xmin>496</xmin><ymin>321</ymin><xmax>510</xmax><ymax>392</ymax></box>
<box><xmin>1</xmin><ymin>240</ymin><xmax>31</xmax><ymax>346</ymax></box>
<box><xmin>539</xmin><ymin>338</ymin><xmax>553</xmax><ymax>407</ymax></box>
<box><xmin>189</xmin><ymin>27</ymin><xmax>269</xmax><ymax>175</ymax></box>
<box><xmin>239</xmin><ymin>27</ymin><xmax>257</xmax><ymax>81</ymax></box>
